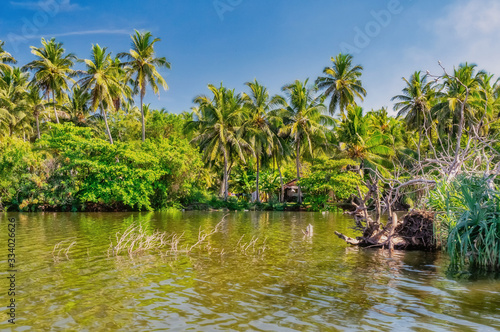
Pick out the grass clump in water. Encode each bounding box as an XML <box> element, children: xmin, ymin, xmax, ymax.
<box><xmin>428</xmin><ymin>176</ymin><xmax>500</xmax><ymax>271</ymax></box>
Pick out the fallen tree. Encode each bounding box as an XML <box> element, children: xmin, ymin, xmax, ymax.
<box><xmin>336</xmin><ymin>61</ymin><xmax>500</xmax><ymax>252</ymax></box>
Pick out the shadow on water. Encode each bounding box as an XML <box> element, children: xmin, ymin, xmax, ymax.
<box><xmin>1</xmin><ymin>211</ymin><xmax>499</xmax><ymax>331</ymax></box>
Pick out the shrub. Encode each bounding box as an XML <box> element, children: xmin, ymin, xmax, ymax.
<box><xmin>428</xmin><ymin>176</ymin><xmax>500</xmax><ymax>271</ymax></box>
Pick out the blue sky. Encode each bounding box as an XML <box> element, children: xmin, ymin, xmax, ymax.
<box><xmin>1</xmin><ymin>0</ymin><xmax>499</xmax><ymax>115</ymax></box>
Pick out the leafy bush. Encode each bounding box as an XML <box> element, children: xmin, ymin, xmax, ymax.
<box><xmin>300</xmin><ymin>157</ymin><xmax>363</xmax><ymax>211</ymax></box>
<box><xmin>1</xmin><ymin>123</ymin><xmax>207</xmax><ymax>211</ymax></box>
<box><xmin>0</xmin><ymin>137</ymin><xmax>45</xmax><ymax>210</ymax></box>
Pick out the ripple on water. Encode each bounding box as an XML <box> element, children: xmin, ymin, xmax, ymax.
<box><xmin>1</xmin><ymin>211</ymin><xmax>500</xmax><ymax>331</ymax></box>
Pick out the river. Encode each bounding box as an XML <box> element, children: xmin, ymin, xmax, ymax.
<box><xmin>0</xmin><ymin>211</ymin><xmax>499</xmax><ymax>331</ymax></box>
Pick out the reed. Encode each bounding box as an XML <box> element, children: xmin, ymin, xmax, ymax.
<box><xmin>52</xmin><ymin>239</ymin><xmax>77</xmax><ymax>261</ymax></box>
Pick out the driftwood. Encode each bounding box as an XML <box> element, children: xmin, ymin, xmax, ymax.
<box><xmin>335</xmin><ymin>210</ymin><xmax>437</xmax><ymax>251</ymax></box>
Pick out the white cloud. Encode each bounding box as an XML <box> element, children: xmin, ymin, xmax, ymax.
<box><xmin>424</xmin><ymin>0</ymin><xmax>500</xmax><ymax>74</ymax></box>
<box><xmin>10</xmin><ymin>0</ymin><xmax>84</xmax><ymax>12</ymax></box>
<box><xmin>435</xmin><ymin>0</ymin><xmax>500</xmax><ymax>37</ymax></box>
<box><xmin>365</xmin><ymin>0</ymin><xmax>500</xmax><ymax>115</ymax></box>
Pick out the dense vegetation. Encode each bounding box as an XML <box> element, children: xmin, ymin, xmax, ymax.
<box><xmin>1</xmin><ymin>32</ymin><xmax>500</xmax><ymax>269</ymax></box>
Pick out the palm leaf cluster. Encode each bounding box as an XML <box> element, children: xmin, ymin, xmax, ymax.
<box><xmin>0</xmin><ymin>30</ymin><xmax>169</xmax><ymax>144</ymax></box>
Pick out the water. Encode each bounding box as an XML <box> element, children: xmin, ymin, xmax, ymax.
<box><xmin>1</xmin><ymin>212</ymin><xmax>499</xmax><ymax>331</ymax></box>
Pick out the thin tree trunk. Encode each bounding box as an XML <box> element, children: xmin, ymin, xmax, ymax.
<box><xmin>256</xmin><ymin>154</ymin><xmax>260</xmax><ymax>203</ymax></box>
<box><xmin>140</xmin><ymin>91</ymin><xmax>146</xmax><ymax>142</ymax></box>
<box><xmin>278</xmin><ymin>162</ymin><xmax>284</xmax><ymax>203</ymax></box>
<box><xmin>296</xmin><ymin>140</ymin><xmax>302</xmax><ymax>204</ymax></box>
<box><xmin>219</xmin><ymin>174</ymin><xmax>225</xmax><ymax>197</ymax></box>
<box><xmin>101</xmin><ymin>101</ymin><xmax>114</xmax><ymax>144</ymax></box>
<box><xmin>223</xmin><ymin>147</ymin><xmax>229</xmax><ymax>201</ymax></box>
<box><xmin>52</xmin><ymin>90</ymin><xmax>59</xmax><ymax>124</ymax></box>
<box><xmin>35</xmin><ymin>114</ymin><xmax>40</xmax><ymax>139</ymax></box>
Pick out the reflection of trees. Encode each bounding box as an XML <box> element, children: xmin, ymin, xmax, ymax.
<box><xmin>4</xmin><ymin>212</ymin><xmax>500</xmax><ymax>331</ymax></box>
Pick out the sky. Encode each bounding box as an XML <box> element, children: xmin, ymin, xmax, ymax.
<box><xmin>1</xmin><ymin>0</ymin><xmax>500</xmax><ymax>115</ymax></box>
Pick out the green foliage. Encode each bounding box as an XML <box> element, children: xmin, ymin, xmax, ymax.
<box><xmin>300</xmin><ymin>157</ymin><xmax>363</xmax><ymax>211</ymax></box>
<box><xmin>0</xmin><ymin>137</ymin><xmax>43</xmax><ymax>210</ymax></box>
<box><xmin>0</xmin><ymin>123</ymin><xmax>206</xmax><ymax>212</ymax></box>
<box><xmin>428</xmin><ymin>176</ymin><xmax>500</xmax><ymax>271</ymax></box>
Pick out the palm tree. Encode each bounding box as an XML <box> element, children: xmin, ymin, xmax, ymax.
<box><xmin>23</xmin><ymin>38</ymin><xmax>76</xmax><ymax>124</ymax></box>
<box><xmin>62</xmin><ymin>86</ymin><xmax>91</xmax><ymax>126</ymax></box>
<box><xmin>119</xmin><ymin>30</ymin><xmax>170</xmax><ymax>142</ymax></box>
<box><xmin>110</xmin><ymin>56</ymin><xmax>133</xmax><ymax>112</ymax></box>
<box><xmin>78</xmin><ymin>44</ymin><xmax>124</xmax><ymax>144</ymax></box>
<box><xmin>187</xmin><ymin>83</ymin><xmax>250</xmax><ymax>200</ymax></box>
<box><xmin>25</xmin><ymin>85</ymin><xmax>47</xmax><ymax>139</ymax></box>
<box><xmin>277</xmin><ymin>79</ymin><xmax>332</xmax><ymax>204</ymax></box>
<box><xmin>242</xmin><ymin>80</ymin><xmax>278</xmax><ymax>202</ymax></box>
<box><xmin>336</xmin><ymin>105</ymin><xmax>392</xmax><ymax>174</ymax></box>
<box><xmin>391</xmin><ymin>71</ymin><xmax>437</xmax><ymax>149</ymax></box>
<box><xmin>465</xmin><ymin>73</ymin><xmax>500</xmax><ymax>137</ymax></box>
<box><xmin>0</xmin><ymin>67</ymin><xmax>31</xmax><ymax>138</ymax></box>
<box><xmin>432</xmin><ymin>63</ymin><xmax>483</xmax><ymax>137</ymax></box>
<box><xmin>0</xmin><ymin>41</ymin><xmax>16</xmax><ymax>71</ymax></box>
<box><xmin>316</xmin><ymin>53</ymin><xmax>366</xmax><ymax>117</ymax></box>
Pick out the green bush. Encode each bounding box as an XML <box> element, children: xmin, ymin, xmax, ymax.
<box><xmin>1</xmin><ymin>123</ymin><xmax>207</xmax><ymax>211</ymax></box>
<box><xmin>300</xmin><ymin>157</ymin><xmax>363</xmax><ymax>211</ymax></box>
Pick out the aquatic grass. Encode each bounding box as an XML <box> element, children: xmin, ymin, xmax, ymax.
<box><xmin>52</xmin><ymin>239</ymin><xmax>77</xmax><ymax>261</ymax></box>
<box><xmin>108</xmin><ymin>223</ymin><xmax>179</xmax><ymax>257</ymax></box>
<box><xmin>106</xmin><ymin>215</ymin><xmax>269</xmax><ymax>259</ymax></box>
<box><xmin>429</xmin><ymin>176</ymin><xmax>500</xmax><ymax>271</ymax></box>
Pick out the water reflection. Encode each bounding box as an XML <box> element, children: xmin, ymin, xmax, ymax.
<box><xmin>0</xmin><ymin>212</ymin><xmax>499</xmax><ymax>331</ymax></box>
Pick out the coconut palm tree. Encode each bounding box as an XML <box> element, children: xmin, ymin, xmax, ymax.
<box><xmin>23</xmin><ymin>38</ymin><xmax>76</xmax><ymax>124</ymax></box>
<box><xmin>242</xmin><ymin>80</ymin><xmax>279</xmax><ymax>202</ymax></box>
<box><xmin>336</xmin><ymin>105</ymin><xmax>393</xmax><ymax>174</ymax></box>
<box><xmin>277</xmin><ymin>79</ymin><xmax>332</xmax><ymax>203</ymax></box>
<box><xmin>432</xmin><ymin>63</ymin><xmax>484</xmax><ymax>137</ymax></box>
<box><xmin>316</xmin><ymin>53</ymin><xmax>366</xmax><ymax>118</ymax></box>
<box><xmin>0</xmin><ymin>67</ymin><xmax>31</xmax><ymax>138</ymax></box>
<box><xmin>62</xmin><ymin>86</ymin><xmax>92</xmax><ymax>126</ymax></box>
<box><xmin>78</xmin><ymin>44</ymin><xmax>124</xmax><ymax>144</ymax></box>
<box><xmin>25</xmin><ymin>85</ymin><xmax>47</xmax><ymax>139</ymax></box>
<box><xmin>110</xmin><ymin>56</ymin><xmax>133</xmax><ymax>112</ymax></box>
<box><xmin>187</xmin><ymin>83</ymin><xmax>250</xmax><ymax>200</ymax></box>
<box><xmin>470</xmin><ymin>73</ymin><xmax>500</xmax><ymax>136</ymax></box>
<box><xmin>0</xmin><ymin>41</ymin><xmax>16</xmax><ymax>71</ymax></box>
<box><xmin>118</xmin><ymin>30</ymin><xmax>170</xmax><ymax>142</ymax></box>
<box><xmin>391</xmin><ymin>71</ymin><xmax>437</xmax><ymax>148</ymax></box>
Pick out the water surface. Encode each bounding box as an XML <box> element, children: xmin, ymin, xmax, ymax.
<box><xmin>1</xmin><ymin>212</ymin><xmax>499</xmax><ymax>331</ymax></box>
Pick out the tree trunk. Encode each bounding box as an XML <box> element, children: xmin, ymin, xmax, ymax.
<box><xmin>219</xmin><ymin>174</ymin><xmax>225</xmax><ymax>197</ymax></box>
<box><xmin>223</xmin><ymin>147</ymin><xmax>229</xmax><ymax>201</ymax></box>
<box><xmin>278</xmin><ymin>161</ymin><xmax>284</xmax><ymax>203</ymax></box>
<box><xmin>52</xmin><ymin>90</ymin><xmax>59</xmax><ymax>124</ymax></box>
<box><xmin>256</xmin><ymin>154</ymin><xmax>260</xmax><ymax>203</ymax></box>
<box><xmin>35</xmin><ymin>114</ymin><xmax>40</xmax><ymax>139</ymax></box>
<box><xmin>140</xmin><ymin>91</ymin><xmax>146</xmax><ymax>142</ymax></box>
<box><xmin>296</xmin><ymin>140</ymin><xmax>302</xmax><ymax>204</ymax></box>
<box><xmin>101</xmin><ymin>101</ymin><xmax>114</xmax><ymax>144</ymax></box>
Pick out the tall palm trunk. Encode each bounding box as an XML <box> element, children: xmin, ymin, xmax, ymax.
<box><xmin>101</xmin><ymin>101</ymin><xmax>114</xmax><ymax>144</ymax></box>
<box><xmin>52</xmin><ymin>90</ymin><xmax>59</xmax><ymax>124</ymax></box>
<box><xmin>296</xmin><ymin>140</ymin><xmax>302</xmax><ymax>204</ymax></box>
<box><xmin>278</xmin><ymin>160</ymin><xmax>284</xmax><ymax>203</ymax></box>
<box><xmin>35</xmin><ymin>113</ymin><xmax>40</xmax><ymax>139</ymax></box>
<box><xmin>220</xmin><ymin>174</ymin><xmax>225</xmax><ymax>197</ymax></box>
<box><xmin>223</xmin><ymin>146</ymin><xmax>229</xmax><ymax>200</ymax></box>
<box><xmin>140</xmin><ymin>88</ymin><xmax>146</xmax><ymax>142</ymax></box>
<box><xmin>255</xmin><ymin>154</ymin><xmax>261</xmax><ymax>203</ymax></box>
